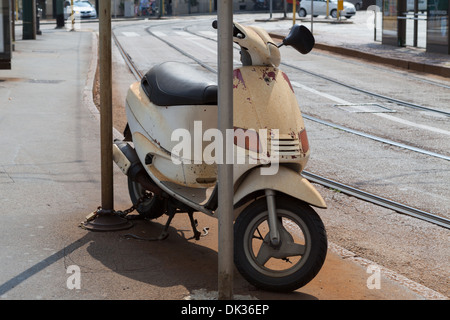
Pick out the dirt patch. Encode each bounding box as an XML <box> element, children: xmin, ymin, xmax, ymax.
<box><xmin>92</xmin><ymin>57</ymin><xmax>129</xmax><ymax>136</ymax></box>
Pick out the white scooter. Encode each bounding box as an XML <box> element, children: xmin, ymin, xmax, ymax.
<box><xmin>112</xmin><ymin>21</ymin><xmax>328</xmax><ymax>292</ymax></box>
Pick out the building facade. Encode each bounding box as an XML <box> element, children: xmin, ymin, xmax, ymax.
<box><xmin>381</xmin><ymin>0</ymin><xmax>449</xmax><ymax>54</ymax></box>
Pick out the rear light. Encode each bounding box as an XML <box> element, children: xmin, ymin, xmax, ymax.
<box><xmin>234</xmin><ymin>127</ymin><xmax>262</xmax><ymax>152</ymax></box>
<box><xmin>299</xmin><ymin>129</ymin><xmax>309</xmax><ymax>153</ymax></box>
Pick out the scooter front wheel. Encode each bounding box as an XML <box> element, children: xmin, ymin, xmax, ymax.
<box><xmin>234</xmin><ymin>197</ymin><xmax>327</xmax><ymax>292</ymax></box>
<box><xmin>128</xmin><ymin>176</ymin><xmax>166</xmax><ymax>220</ymax></box>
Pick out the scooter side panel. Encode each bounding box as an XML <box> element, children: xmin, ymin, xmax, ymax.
<box><xmin>126</xmin><ymin>82</ymin><xmax>218</xmax><ymax>188</ymax></box>
<box><xmin>126</xmin><ymin>82</ymin><xmax>218</xmax><ymax>153</ymax></box>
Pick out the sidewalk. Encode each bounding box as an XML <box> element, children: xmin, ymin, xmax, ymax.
<box><xmin>0</xmin><ymin>24</ymin><xmax>447</xmax><ymax>300</ymax></box>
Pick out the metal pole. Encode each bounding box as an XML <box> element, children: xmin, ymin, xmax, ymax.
<box><xmin>293</xmin><ymin>0</ymin><xmax>296</xmax><ymax>25</ymax></box>
<box><xmin>22</xmin><ymin>0</ymin><xmax>36</xmax><ymax>40</ymax></box>
<box><xmin>217</xmin><ymin>0</ymin><xmax>234</xmax><ymax>301</ymax></box>
<box><xmin>71</xmin><ymin>0</ymin><xmax>75</xmax><ymax>31</ymax></box>
<box><xmin>311</xmin><ymin>0</ymin><xmax>313</xmax><ymax>34</ymax></box>
<box><xmin>99</xmin><ymin>0</ymin><xmax>114</xmax><ymax>211</ymax></box>
<box><xmin>374</xmin><ymin>7</ymin><xmax>377</xmax><ymax>41</ymax></box>
<box><xmin>269</xmin><ymin>0</ymin><xmax>273</xmax><ymax>19</ymax></box>
<box><xmin>413</xmin><ymin>0</ymin><xmax>418</xmax><ymax>47</ymax></box>
<box><xmin>326</xmin><ymin>0</ymin><xmax>329</xmax><ymax>19</ymax></box>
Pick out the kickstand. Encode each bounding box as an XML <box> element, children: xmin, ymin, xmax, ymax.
<box><xmin>158</xmin><ymin>204</ymin><xmax>176</xmax><ymax>240</ymax></box>
<box><xmin>123</xmin><ymin>203</ymin><xmax>207</xmax><ymax>242</ymax></box>
<box><xmin>159</xmin><ymin>208</ymin><xmax>204</xmax><ymax>241</ymax></box>
<box><xmin>187</xmin><ymin>210</ymin><xmax>202</xmax><ymax>241</ymax></box>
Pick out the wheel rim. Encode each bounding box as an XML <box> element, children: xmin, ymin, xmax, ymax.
<box><xmin>242</xmin><ymin>209</ymin><xmax>312</xmax><ymax>278</ymax></box>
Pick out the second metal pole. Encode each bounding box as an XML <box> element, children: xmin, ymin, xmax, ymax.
<box><xmin>99</xmin><ymin>0</ymin><xmax>114</xmax><ymax>211</ymax></box>
<box><xmin>217</xmin><ymin>0</ymin><xmax>234</xmax><ymax>300</ymax></box>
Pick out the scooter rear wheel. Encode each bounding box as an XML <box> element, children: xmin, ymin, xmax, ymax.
<box><xmin>128</xmin><ymin>176</ymin><xmax>166</xmax><ymax>220</ymax></box>
<box><xmin>234</xmin><ymin>197</ymin><xmax>327</xmax><ymax>292</ymax></box>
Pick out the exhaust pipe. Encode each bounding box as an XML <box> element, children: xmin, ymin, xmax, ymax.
<box><xmin>113</xmin><ymin>140</ymin><xmax>163</xmax><ymax>196</ymax></box>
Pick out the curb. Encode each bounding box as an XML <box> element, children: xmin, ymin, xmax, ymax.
<box><xmin>314</xmin><ymin>42</ymin><xmax>450</xmax><ymax>78</ymax></box>
<box><xmin>83</xmin><ymin>30</ymin><xmax>125</xmax><ymax>141</ymax></box>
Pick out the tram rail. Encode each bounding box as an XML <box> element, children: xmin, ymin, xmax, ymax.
<box><xmin>111</xmin><ymin>22</ymin><xmax>450</xmax><ymax>230</ymax></box>
<box><xmin>183</xmin><ymin>23</ymin><xmax>450</xmax><ymax>117</ymax></box>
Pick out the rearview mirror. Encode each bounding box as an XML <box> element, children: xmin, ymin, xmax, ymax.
<box><xmin>281</xmin><ymin>25</ymin><xmax>315</xmax><ymax>54</ymax></box>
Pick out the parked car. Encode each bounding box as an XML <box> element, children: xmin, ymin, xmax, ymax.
<box><xmin>298</xmin><ymin>0</ymin><xmax>356</xmax><ymax>19</ymax></box>
<box><xmin>346</xmin><ymin>0</ymin><xmax>362</xmax><ymax>10</ymax></box>
<box><xmin>65</xmin><ymin>1</ymin><xmax>97</xmax><ymax>19</ymax></box>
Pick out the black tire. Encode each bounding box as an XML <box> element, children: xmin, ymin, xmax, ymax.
<box><xmin>127</xmin><ymin>175</ymin><xmax>165</xmax><ymax>219</ymax></box>
<box><xmin>298</xmin><ymin>8</ymin><xmax>307</xmax><ymax>17</ymax></box>
<box><xmin>234</xmin><ymin>197</ymin><xmax>327</xmax><ymax>292</ymax></box>
<box><xmin>330</xmin><ymin>9</ymin><xmax>337</xmax><ymax>18</ymax></box>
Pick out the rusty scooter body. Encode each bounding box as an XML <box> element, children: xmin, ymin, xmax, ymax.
<box><xmin>112</xmin><ymin>21</ymin><xmax>328</xmax><ymax>292</ymax></box>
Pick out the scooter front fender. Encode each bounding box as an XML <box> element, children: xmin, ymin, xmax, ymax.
<box><xmin>234</xmin><ymin>166</ymin><xmax>327</xmax><ymax>209</ymax></box>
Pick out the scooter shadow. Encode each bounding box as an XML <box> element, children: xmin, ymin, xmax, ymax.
<box><xmin>80</xmin><ymin>213</ymin><xmax>318</xmax><ymax>300</ymax></box>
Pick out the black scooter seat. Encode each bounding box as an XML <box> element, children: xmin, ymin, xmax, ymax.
<box><xmin>141</xmin><ymin>61</ymin><xmax>218</xmax><ymax>106</ymax></box>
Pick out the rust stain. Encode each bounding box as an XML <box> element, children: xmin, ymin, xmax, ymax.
<box><xmin>233</xmin><ymin>69</ymin><xmax>246</xmax><ymax>89</ymax></box>
<box><xmin>282</xmin><ymin>72</ymin><xmax>294</xmax><ymax>93</ymax></box>
<box><xmin>260</xmin><ymin>68</ymin><xmax>277</xmax><ymax>86</ymax></box>
<box><xmin>299</xmin><ymin>129</ymin><xmax>309</xmax><ymax>153</ymax></box>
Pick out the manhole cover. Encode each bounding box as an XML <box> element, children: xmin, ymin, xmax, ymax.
<box><xmin>334</xmin><ymin>103</ymin><xmax>395</xmax><ymax>113</ymax></box>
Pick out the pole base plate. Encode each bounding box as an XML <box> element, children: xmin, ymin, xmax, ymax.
<box><xmin>82</xmin><ymin>214</ymin><xmax>133</xmax><ymax>232</ymax></box>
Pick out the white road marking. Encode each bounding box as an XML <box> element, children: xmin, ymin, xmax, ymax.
<box><xmin>151</xmin><ymin>31</ymin><xmax>167</xmax><ymax>37</ymax></box>
<box><xmin>291</xmin><ymin>81</ymin><xmax>450</xmax><ymax>136</ymax></box>
<box><xmin>122</xmin><ymin>32</ymin><xmax>140</xmax><ymax>37</ymax></box>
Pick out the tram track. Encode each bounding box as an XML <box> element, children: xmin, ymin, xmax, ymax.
<box><xmin>308</xmin><ymin>50</ymin><xmax>450</xmax><ymax>90</ymax></box>
<box><xmin>181</xmin><ymin>24</ymin><xmax>450</xmax><ymax>157</ymax></box>
<box><xmin>281</xmin><ymin>61</ymin><xmax>450</xmax><ymax>117</ymax></box>
<box><xmin>111</xmin><ymin>22</ymin><xmax>450</xmax><ymax>230</ymax></box>
<box><xmin>150</xmin><ymin>23</ymin><xmax>450</xmax><ymax>161</ymax></box>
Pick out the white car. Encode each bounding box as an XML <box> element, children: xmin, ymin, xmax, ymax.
<box><xmin>65</xmin><ymin>1</ymin><xmax>97</xmax><ymax>19</ymax></box>
<box><xmin>298</xmin><ymin>0</ymin><xmax>356</xmax><ymax>19</ymax></box>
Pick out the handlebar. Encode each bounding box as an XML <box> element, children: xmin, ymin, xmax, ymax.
<box><xmin>212</xmin><ymin>20</ymin><xmax>243</xmax><ymax>38</ymax></box>
<box><xmin>211</xmin><ymin>20</ymin><xmax>314</xmax><ymax>55</ymax></box>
